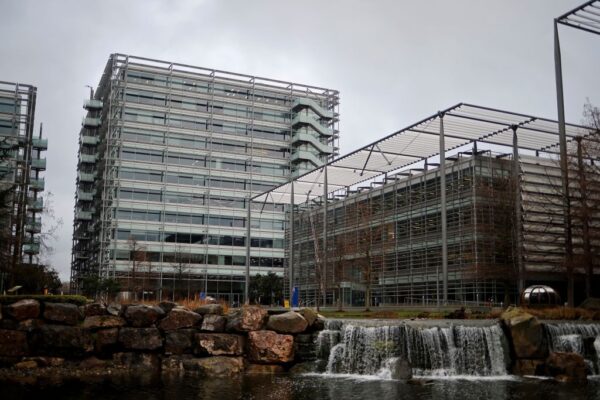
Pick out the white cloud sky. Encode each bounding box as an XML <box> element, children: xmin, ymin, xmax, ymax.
<box><xmin>0</xmin><ymin>0</ymin><xmax>598</xmax><ymax>280</ymax></box>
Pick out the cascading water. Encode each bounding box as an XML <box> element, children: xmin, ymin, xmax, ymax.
<box><xmin>316</xmin><ymin>320</ymin><xmax>510</xmax><ymax>378</ymax></box>
<box><xmin>545</xmin><ymin>322</ymin><xmax>600</xmax><ymax>374</ymax></box>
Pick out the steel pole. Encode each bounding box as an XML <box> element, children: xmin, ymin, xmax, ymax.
<box><xmin>439</xmin><ymin>113</ymin><xmax>448</xmax><ymax>305</ymax></box>
<box><xmin>322</xmin><ymin>166</ymin><xmax>328</xmax><ymax>307</ymax></box>
<box><xmin>245</xmin><ymin>196</ymin><xmax>251</xmax><ymax>304</ymax></box>
<box><xmin>289</xmin><ymin>181</ymin><xmax>295</xmax><ymax>302</ymax></box>
<box><xmin>512</xmin><ymin>126</ymin><xmax>524</xmax><ymax>301</ymax></box>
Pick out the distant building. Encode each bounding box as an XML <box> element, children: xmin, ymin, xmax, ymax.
<box><xmin>70</xmin><ymin>54</ymin><xmax>339</xmax><ymax>303</ymax></box>
<box><xmin>0</xmin><ymin>81</ymin><xmax>47</xmax><ymax>291</ymax></box>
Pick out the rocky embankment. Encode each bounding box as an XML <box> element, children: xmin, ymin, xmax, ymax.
<box><xmin>0</xmin><ymin>298</ymin><xmax>324</xmax><ymax>382</ymax></box>
<box><xmin>500</xmin><ymin>307</ymin><xmax>591</xmax><ymax>383</ymax></box>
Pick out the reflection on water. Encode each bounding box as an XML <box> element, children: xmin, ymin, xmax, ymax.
<box><xmin>2</xmin><ymin>374</ymin><xmax>600</xmax><ymax>400</ymax></box>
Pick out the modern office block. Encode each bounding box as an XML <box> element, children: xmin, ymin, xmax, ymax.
<box><xmin>70</xmin><ymin>54</ymin><xmax>339</xmax><ymax>302</ymax></box>
<box><xmin>0</xmin><ymin>81</ymin><xmax>47</xmax><ymax>286</ymax></box>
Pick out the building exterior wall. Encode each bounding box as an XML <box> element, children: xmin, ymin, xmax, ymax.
<box><xmin>292</xmin><ymin>153</ymin><xmax>516</xmax><ymax>307</ymax></box>
<box><xmin>0</xmin><ymin>81</ymin><xmax>47</xmax><ymax>287</ymax></box>
<box><xmin>70</xmin><ymin>54</ymin><xmax>339</xmax><ymax>302</ymax></box>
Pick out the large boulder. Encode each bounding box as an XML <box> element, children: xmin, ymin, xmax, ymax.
<box><xmin>113</xmin><ymin>352</ymin><xmax>160</xmax><ymax>370</ymax></box>
<box><xmin>387</xmin><ymin>357</ymin><xmax>412</xmax><ymax>380</ymax></box>
<box><xmin>106</xmin><ymin>303</ymin><xmax>122</xmax><ymax>316</ymax></box>
<box><xmin>124</xmin><ymin>304</ymin><xmax>165</xmax><ymax>327</ymax></box>
<box><xmin>95</xmin><ymin>328</ymin><xmax>119</xmax><ymax>353</ymax></box>
<box><xmin>119</xmin><ymin>327</ymin><xmax>163</xmax><ymax>350</ymax></box>
<box><xmin>43</xmin><ymin>303</ymin><xmax>81</xmax><ymax>325</ymax></box>
<box><xmin>226</xmin><ymin>306</ymin><xmax>268</xmax><ymax>332</ymax></box>
<box><xmin>513</xmin><ymin>359</ymin><xmax>546</xmax><ymax>376</ymax></box>
<box><xmin>200</xmin><ymin>314</ymin><xmax>227</xmax><ymax>332</ymax></box>
<box><xmin>0</xmin><ymin>329</ymin><xmax>28</xmax><ymax>357</ymax></box>
<box><xmin>544</xmin><ymin>352</ymin><xmax>588</xmax><ymax>383</ymax></box>
<box><xmin>182</xmin><ymin>356</ymin><xmax>244</xmax><ymax>376</ymax></box>
<box><xmin>245</xmin><ymin>364</ymin><xmax>286</xmax><ymax>375</ymax></box>
<box><xmin>17</xmin><ymin>319</ymin><xmax>45</xmax><ymax>333</ymax></box>
<box><xmin>158</xmin><ymin>301</ymin><xmax>178</xmax><ymax>314</ymax></box>
<box><xmin>82</xmin><ymin>303</ymin><xmax>107</xmax><ymax>317</ymax></box>
<box><xmin>5</xmin><ymin>299</ymin><xmax>40</xmax><ymax>321</ymax></box>
<box><xmin>35</xmin><ymin>325</ymin><xmax>93</xmax><ymax>356</ymax></box>
<box><xmin>195</xmin><ymin>333</ymin><xmax>245</xmax><ymax>356</ymax></box>
<box><xmin>194</xmin><ymin>304</ymin><xmax>224</xmax><ymax>316</ymax></box>
<box><xmin>297</xmin><ymin>308</ymin><xmax>318</xmax><ymax>327</ymax></box>
<box><xmin>266</xmin><ymin>311</ymin><xmax>308</xmax><ymax>334</ymax></box>
<box><xmin>500</xmin><ymin>307</ymin><xmax>548</xmax><ymax>359</ymax></box>
<box><xmin>159</xmin><ymin>308</ymin><xmax>201</xmax><ymax>331</ymax></box>
<box><xmin>82</xmin><ymin>315</ymin><xmax>126</xmax><ymax>330</ymax></box>
<box><xmin>165</xmin><ymin>329</ymin><xmax>195</xmax><ymax>355</ymax></box>
<box><xmin>247</xmin><ymin>330</ymin><xmax>294</xmax><ymax>363</ymax></box>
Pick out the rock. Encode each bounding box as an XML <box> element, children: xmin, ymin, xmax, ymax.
<box><xmin>312</xmin><ymin>316</ymin><xmax>325</xmax><ymax>331</ymax></box>
<box><xmin>226</xmin><ymin>306</ymin><xmax>268</xmax><ymax>332</ymax></box>
<box><xmin>194</xmin><ymin>304</ymin><xmax>223</xmax><ymax>316</ymax></box>
<box><xmin>17</xmin><ymin>319</ymin><xmax>45</xmax><ymax>332</ymax></box>
<box><xmin>83</xmin><ymin>303</ymin><xmax>107</xmax><ymax>317</ymax></box>
<box><xmin>247</xmin><ymin>330</ymin><xmax>294</xmax><ymax>364</ymax></box>
<box><xmin>106</xmin><ymin>303</ymin><xmax>122</xmax><ymax>316</ymax></box>
<box><xmin>23</xmin><ymin>356</ymin><xmax>64</xmax><ymax>367</ymax></box>
<box><xmin>158</xmin><ymin>301</ymin><xmax>178</xmax><ymax>313</ymax></box>
<box><xmin>0</xmin><ymin>329</ymin><xmax>28</xmax><ymax>357</ymax></box>
<box><xmin>245</xmin><ymin>364</ymin><xmax>286</xmax><ymax>374</ymax></box>
<box><xmin>124</xmin><ymin>304</ymin><xmax>165</xmax><ymax>327</ymax></box>
<box><xmin>500</xmin><ymin>307</ymin><xmax>548</xmax><ymax>359</ymax></box>
<box><xmin>579</xmin><ymin>297</ymin><xmax>600</xmax><ymax>310</ymax></box>
<box><xmin>545</xmin><ymin>352</ymin><xmax>588</xmax><ymax>383</ymax></box>
<box><xmin>195</xmin><ymin>333</ymin><xmax>245</xmax><ymax>356</ymax></box>
<box><xmin>388</xmin><ymin>357</ymin><xmax>412</xmax><ymax>380</ymax></box>
<box><xmin>113</xmin><ymin>352</ymin><xmax>160</xmax><ymax>370</ymax></box>
<box><xmin>161</xmin><ymin>355</ymin><xmax>192</xmax><ymax>372</ymax></box>
<box><xmin>35</xmin><ymin>325</ymin><xmax>94</xmax><ymax>356</ymax></box>
<box><xmin>182</xmin><ymin>356</ymin><xmax>244</xmax><ymax>376</ymax></box>
<box><xmin>514</xmin><ymin>359</ymin><xmax>546</xmax><ymax>376</ymax></box>
<box><xmin>119</xmin><ymin>327</ymin><xmax>163</xmax><ymax>350</ymax></box>
<box><xmin>14</xmin><ymin>360</ymin><xmax>38</xmax><ymax>370</ymax></box>
<box><xmin>200</xmin><ymin>314</ymin><xmax>227</xmax><ymax>332</ymax></box>
<box><xmin>266</xmin><ymin>311</ymin><xmax>308</xmax><ymax>334</ymax></box>
<box><xmin>79</xmin><ymin>356</ymin><xmax>108</xmax><ymax>369</ymax></box>
<box><xmin>165</xmin><ymin>329</ymin><xmax>195</xmax><ymax>354</ymax></box>
<box><xmin>295</xmin><ymin>333</ymin><xmax>318</xmax><ymax>361</ymax></box>
<box><xmin>298</xmin><ymin>308</ymin><xmax>318</xmax><ymax>327</ymax></box>
<box><xmin>82</xmin><ymin>315</ymin><xmax>126</xmax><ymax>330</ymax></box>
<box><xmin>159</xmin><ymin>308</ymin><xmax>201</xmax><ymax>331</ymax></box>
<box><xmin>43</xmin><ymin>303</ymin><xmax>81</xmax><ymax>325</ymax></box>
<box><xmin>95</xmin><ymin>328</ymin><xmax>119</xmax><ymax>353</ymax></box>
<box><xmin>5</xmin><ymin>299</ymin><xmax>40</xmax><ymax>321</ymax></box>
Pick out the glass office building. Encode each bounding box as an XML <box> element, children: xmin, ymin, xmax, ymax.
<box><xmin>70</xmin><ymin>54</ymin><xmax>339</xmax><ymax>303</ymax></box>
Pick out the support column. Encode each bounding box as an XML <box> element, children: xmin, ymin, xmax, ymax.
<box><xmin>439</xmin><ymin>112</ymin><xmax>448</xmax><ymax>305</ymax></box>
<box><xmin>554</xmin><ymin>20</ymin><xmax>574</xmax><ymax>306</ymax></box>
<box><xmin>322</xmin><ymin>166</ymin><xmax>328</xmax><ymax>307</ymax></box>
<box><xmin>289</xmin><ymin>181</ymin><xmax>295</xmax><ymax>302</ymax></box>
<box><xmin>512</xmin><ymin>126</ymin><xmax>524</xmax><ymax>299</ymax></box>
<box><xmin>245</xmin><ymin>196</ymin><xmax>251</xmax><ymax>304</ymax></box>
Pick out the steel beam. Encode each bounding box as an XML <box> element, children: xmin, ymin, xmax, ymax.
<box><xmin>289</xmin><ymin>181</ymin><xmax>295</xmax><ymax>301</ymax></box>
<box><xmin>439</xmin><ymin>112</ymin><xmax>448</xmax><ymax>305</ymax></box>
<box><xmin>245</xmin><ymin>196</ymin><xmax>251</xmax><ymax>304</ymax></box>
<box><xmin>512</xmin><ymin>126</ymin><xmax>524</xmax><ymax>299</ymax></box>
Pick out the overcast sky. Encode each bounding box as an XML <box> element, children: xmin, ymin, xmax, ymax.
<box><xmin>1</xmin><ymin>0</ymin><xmax>598</xmax><ymax>281</ymax></box>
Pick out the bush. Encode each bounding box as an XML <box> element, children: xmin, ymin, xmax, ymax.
<box><xmin>0</xmin><ymin>295</ymin><xmax>89</xmax><ymax>306</ymax></box>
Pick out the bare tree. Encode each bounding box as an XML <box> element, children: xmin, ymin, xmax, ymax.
<box><xmin>170</xmin><ymin>247</ymin><xmax>189</xmax><ymax>301</ymax></box>
<box><xmin>127</xmin><ymin>236</ymin><xmax>147</xmax><ymax>301</ymax></box>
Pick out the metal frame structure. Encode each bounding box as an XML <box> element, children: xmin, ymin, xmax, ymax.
<box><xmin>553</xmin><ymin>0</ymin><xmax>600</xmax><ymax>305</ymax></box>
<box><xmin>71</xmin><ymin>54</ymin><xmax>339</xmax><ymax>303</ymax></box>
<box><xmin>253</xmin><ymin>103</ymin><xmax>594</xmax><ymax>306</ymax></box>
<box><xmin>0</xmin><ymin>81</ymin><xmax>47</xmax><ymax>291</ymax></box>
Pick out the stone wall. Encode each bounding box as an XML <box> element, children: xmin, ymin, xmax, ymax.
<box><xmin>0</xmin><ymin>298</ymin><xmax>323</xmax><ymax>377</ymax></box>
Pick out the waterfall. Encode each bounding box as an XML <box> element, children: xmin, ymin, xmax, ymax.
<box><xmin>545</xmin><ymin>322</ymin><xmax>600</xmax><ymax>374</ymax></box>
<box><xmin>319</xmin><ymin>321</ymin><xmax>509</xmax><ymax>377</ymax></box>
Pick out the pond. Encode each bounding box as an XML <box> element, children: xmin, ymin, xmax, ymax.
<box><xmin>2</xmin><ymin>373</ymin><xmax>600</xmax><ymax>400</ymax></box>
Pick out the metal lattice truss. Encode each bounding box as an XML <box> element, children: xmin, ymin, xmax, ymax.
<box><xmin>557</xmin><ymin>0</ymin><xmax>600</xmax><ymax>36</ymax></box>
<box><xmin>254</xmin><ymin>103</ymin><xmax>592</xmax><ymax>205</ymax></box>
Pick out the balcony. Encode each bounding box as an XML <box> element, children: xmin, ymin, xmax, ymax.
<box><xmin>76</xmin><ymin>211</ymin><xmax>93</xmax><ymax>220</ymax></box>
<box><xmin>291</xmin><ymin>114</ymin><xmax>333</xmax><ymax>137</ymax></box>
<box><xmin>81</xmin><ymin>135</ymin><xmax>99</xmax><ymax>145</ymax></box>
<box><xmin>292</xmin><ymin>97</ymin><xmax>334</xmax><ymax>119</ymax></box>
<box><xmin>25</xmin><ymin>219</ymin><xmax>42</xmax><ymax>233</ymax></box>
<box><xmin>78</xmin><ymin>171</ymin><xmax>95</xmax><ymax>182</ymax></box>
<box><xmin>31</xmin><ymin>158</ymin><xmax>46</xmax><ymax>170</ymax></box>
<box><xmin>77</xmin><ymin>189</ymin><xmax>94</xmax><ymax>201</ymax></box>
<box><xmin>84</xmin><ymin>99</ymin><xmax>103</xmax><ymax>110</ymax></box>
<box><xmin>23</xmin><ymin>242</ymin><xmax>40</xmax><ymax>255</ymax></box>
<box><xmin>82</xmin><ymin>117</ymin><xmax>101</xmax><ymax>128</ymax></box>
<box><xmin>80</xmin><ymin>154</ymin><xmax>97</xmax><ymax>164</ymax></box>
<box><xmin>32</xmin><ymin>138</ymin><xmax>48</xmax><ymax>150</ymax></box>
<box><xmin>30</xmin><ymin>178</ymin><xmax>45</xmax><ymax>191</ymax></box>
<box><xmin>74</xmin><ymin>251</ymin><xmax>90</xmax><ymax>259</ymax></box>
<box><xmin>27</xmin><ymin>197</ymin><xmax>43</xmax><ymax>212</ymax></box>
